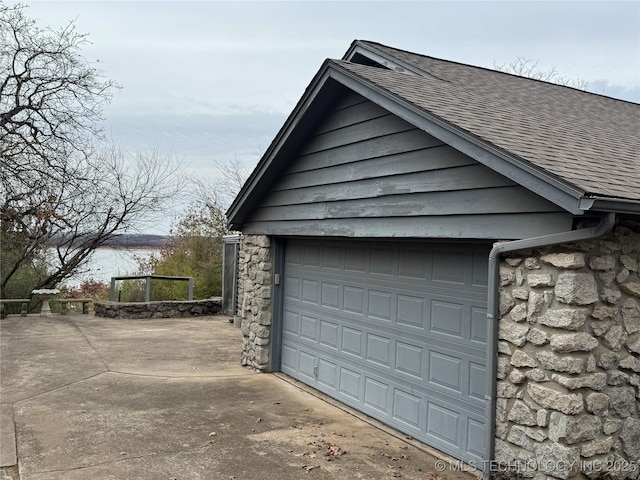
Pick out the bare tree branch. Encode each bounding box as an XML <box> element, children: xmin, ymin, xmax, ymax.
<box><xmin>1</xmin><ymin>4</ymin><xmax>184</xmax><ymax>295</ymax></box>
<box><xmin>493</xmin><ymin>57</ymin><xmax>589</xmax><ymax>91</ymax></box>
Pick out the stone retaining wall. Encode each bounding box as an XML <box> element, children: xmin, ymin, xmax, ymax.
<box><xmin>94</xmin><ymin>298</ymin><xmax>222</xmax><ymax>318</ymax></box>
<box><xmin>496</xmin><ymin>222</ymin><xmax>640</xmax><ymax>479</ymax></box>
<box><xmin>236</xmin><ymin>235</ymin><xmax>273</xmax><ymax>371</ymax></box>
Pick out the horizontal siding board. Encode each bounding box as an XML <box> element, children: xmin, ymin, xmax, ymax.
<box><xmin>241</xmin><ymin>212</ymin><xmax>573</xmax><ymax>239</ymax></box>
<box><xmin>242</xmin><ymin>97</ymin><xmax>573</xmax><ymax>241</ymax></box>
<box><xmin>299</xmin><ymin>114</ymin><xmax>415</xmax><ymax>155</ymax></box>
<box><xmin>315</xmin><ymin>100</ymin><xmax>390</xmax><ymax>135</ymax></box>
<box><xmin>330</xmin><ymin>90</ymin><xmax>367</xmax><ymax>111</ymax></box>
<box><xmin>274</xmin><ymin>146</ymin><xmax>474</xmax><ymax>191</ymax></box>
<box><xmin>261</xmin><ymin>164</ymin><xmax>515</xmax><ymax>207</ymax></box>
<box><xmin>287</xmin><ymin>129</ymin><xmax>444</xmax><ymax>174</ymax></box>
<box><xmin>249</xmin><ymin>186</ymin><xmax>564</xmax><ymax>221</ymax></box>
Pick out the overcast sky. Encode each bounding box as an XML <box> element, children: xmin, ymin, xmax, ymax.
<box><xmin>21</xmin><ymin>0</ymin><xmax>640</xmax><ymax>232</ymax></box>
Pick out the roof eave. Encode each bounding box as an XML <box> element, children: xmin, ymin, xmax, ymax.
<box><xmin>580</xmin><ymin>196</ymin><xmax>640</xmax><ymax>215</ymax></box>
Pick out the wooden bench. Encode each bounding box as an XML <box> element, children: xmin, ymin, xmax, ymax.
<box><xmin>0</xmin><ymin>299</ymin><xmax>30</xmax><ymax>318</ymax></box>
<box><xmin>59</xmin><ymin>298</ymin><xmax>92</xmax><ymax>315</ymax></box>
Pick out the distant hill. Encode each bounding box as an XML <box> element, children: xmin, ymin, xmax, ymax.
<box><xmin>102</xmin><ymin>234</ymin><xmax>168</xmax><ymax>248</ymax></box>
<box><xmin>48</xmin><ymin>233</ymin><xmax>169</xmax><ymax>249</ymax></box>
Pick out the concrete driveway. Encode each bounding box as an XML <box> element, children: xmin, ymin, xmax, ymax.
<box><xmin>0</xmin><ymin>314</ymin><xmax>476</xmax><ymax>480</ymax></box>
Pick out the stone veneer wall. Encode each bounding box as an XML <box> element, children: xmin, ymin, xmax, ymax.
<box><xmin>94</xmin><ymin>299</ymin><xmax>222</xmax><ymax>318</ymax></box>
<box><xmin>237</xmin><ymin>234</ymin><xmax>273</xmax><ymax>371</ymax></box>
<box><xmin>496</xmin><ymin>223</ymin><xmax>640</xmax><ymax>480</ymax></box>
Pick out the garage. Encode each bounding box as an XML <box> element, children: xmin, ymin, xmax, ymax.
<box><xmin>224</xmin><ymin>40</ymin><xmax>626</xmax><ymax>475</ymax></box>
<box><xmin>280</xmin><ymin>238</ymin><xmax>490</xmax><ymax>464</ymax></box>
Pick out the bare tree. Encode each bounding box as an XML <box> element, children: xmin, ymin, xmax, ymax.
<box><xmin>190</xmin><ymin>154</ymin><xmax>251</xmax><ymax>213</ymax></box>
<box><xmin>0</xmin><ymin>3</ymin><xmax>183</xmax><ymax>295</ymax></box>
<box><xmin>494</xmin><ymin>57</ymin><xmax>589</xmax><ymax>91</ymax></box>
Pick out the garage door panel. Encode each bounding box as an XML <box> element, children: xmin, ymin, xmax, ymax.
<box><xmin>366</xmin><ymin>333</ymin><xmax>391</xmax><ymax>368</ymax></box>
<box><xmin>284</xmin><ymin>275</ymin><xmax>301</xmax><ymax>299</ymax></box>
<box><xmin>432</xmin><ymin>249</ymin><xmax>467</xmax><ymax>285</ymax></box>
<box><xmin>318</xmin><ymin>358</ymin><xmax>338</xmax><ymax>390</ymax></box>
<box><xmin>395</xmin><ymin>341</ymin><xmax>423</xmax><ymax>378</ymax></box>
<box><xmin>398</xmin><ymin>248</ymin><xmax>429</xmax><ymax>279</ymax></box>
<box><xmin>320</xmin><ymin>282</ymin><xmax>340</xmax><ymax>309</ymax></box>
<box><xmin>397</xmin><ymin>294</ymin><xmax>424</xmax><ymax>328</ymax></box>
<box><xmin>426</xmin><ymin>401</ymin><xmax>461</xmax><ymax>446</ymax></box>
<box><xmin>298</xmin><ymin>350</ymin><xmax>317</xmax><ymax>381</ymax></box>
<box><xmin>471</xmin><ymin>306</ymin><xmax>488</xmax><ymax>345</ymax></box>
<box><xmin>467</xmin><ymin>418</ymin><xmax>486</xmax><ymax>458</ymax></box>
<box><xmin>342</xmin><ymin>326</ymin><xmax>363</xmax><ymax>357</ymax></box>
<box><xmin>339</xmin><ymin>366</ymin><xmax>362</xmax><ymax>400</ymax></box>
<box><xmin>429</xmin><ymin>350</ymin><xmax>462</xmax><ymax>394</ymax></box>
<box><xmin>302</xmin><ymin>279</ymin><xmax>320</xmax><ymax>304</ymax></box>
<box><xmin>345</xmin><ymin>247</ymin><xmax>367</xmax><ymax>272</ymax></box>
<box><xmin>287</xmin><ymin>243</ymin><xmax>304</xmax><ymax>264</ymax></box>
<box><xmin>429</xmin><ymin>299</ymin><xmax>465</xmax><ymax>339</ymax></box>
<box><xmin>319</xmin><ymin>320</ymin><xmax>339</xmax><ymax>348</ymax></box>
<box><xmin>472</xmin><ymin>250</ymin><xmax>490</xmax><ymax>287</ymax></box>
<box><xmin>281</xmin><ymin>344</ymin><xmax>298</xmax><ymax>372</ymax></box>
<box><xmin>469</xmin><ymin>361</ymin><xmax>487</xmax><ymax>401</ymax></box>
<box><xmin>393</xmin><ymin>389</ymin><xmax>422</xmax><ymax>430</ymax></box>
<box><xmin>283</xmin><ymin>310</ymin><xmax>300</xmax><ymax>335</ymax></box>
<box><xmin>343</xmin><ymin>286</ymin><xmax>365</xmax><ymax>315</ymax></box>
<box><xmin>368</xmin><ymin>290</ymin><xmax>394</xmax><ymax>321</ymax></box>
<box><xmin>370</xmin><ymin>247</ymin><xmax>396</xmax><ymax>275</ymax></box>
<box><xmin>303</xmin><ymin>244</ymin><xmax>322</xmax><ymax>266</ymax></box>
<box><xmin>282</xmin><ymin>239</ymin><xmax>489</xmax><ymax>465</ymax></box>
<box><xmin>322</xmin><ymin>246</ymin><xmax>342</xmax><ymax>268</ymax></box>
<box><xmin>300</xmin><ymin>314</ymin><xmax>318</xmax><ymax>341</ymax></box>
<box><xmin>364</xmin><ymin>377</ymin><xmax>390</xmax><ymax>413</ymax></box>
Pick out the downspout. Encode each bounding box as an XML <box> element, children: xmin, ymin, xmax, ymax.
<box><xmin>483</xmin><ymin>212</ymin><xmax>615</xmax><ymax>479</ymax></box>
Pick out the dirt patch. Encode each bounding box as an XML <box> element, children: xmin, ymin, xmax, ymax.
<box><xmin>247</xmin><ymin>404</ymin><xmax>478</xmax><ymax>480</ymax></box>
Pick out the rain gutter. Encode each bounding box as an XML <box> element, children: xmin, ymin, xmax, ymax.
<box><xmin>483</xmin><ymin>212</ymin><xmax>616</xmax><ymax>479</ymax></box>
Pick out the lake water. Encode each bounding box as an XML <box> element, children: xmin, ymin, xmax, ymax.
<box><xmin>65</xmin><ymin>247</ymin><xmax>159</xmax><ymax>287</ymax></box>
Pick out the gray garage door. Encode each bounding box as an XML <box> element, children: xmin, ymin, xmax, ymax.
<box><xmin>281</xmin><ymin>239</ymin><xmax>489</xmax><ymax>465</ymax></box>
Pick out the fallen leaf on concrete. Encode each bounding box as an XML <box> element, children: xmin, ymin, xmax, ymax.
<box><xmin>295</xmin><ymin>451</ymin><xmax>316</xmax><ymax>458</ymax></box>
<box><xmin>325</xmin><ymin>443</ymin><xmax>345</xmax><ymax>457</ymax></box>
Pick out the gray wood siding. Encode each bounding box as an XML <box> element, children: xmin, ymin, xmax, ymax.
<box><xmin>244</xmin><ymin>91</ymin><xmax>572</xmax><ymax>239</ymax></box>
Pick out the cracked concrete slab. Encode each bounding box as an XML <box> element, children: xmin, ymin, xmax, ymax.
<box><xmin>1</xmin><ymin>314</ymin><xmax>477</xmax><ymax>480</ymax></box>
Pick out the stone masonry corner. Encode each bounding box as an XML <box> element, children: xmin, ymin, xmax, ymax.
<box><xmin>496</xmin><ymin>221</ymin><xmax>640</xmax><ymax>480</ymax></box>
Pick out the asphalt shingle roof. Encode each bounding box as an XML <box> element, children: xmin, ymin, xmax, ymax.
<box><xmin>337</xmin><ymin>41</ymin><xmax>640</xmax><ymax>201</ymax></box>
